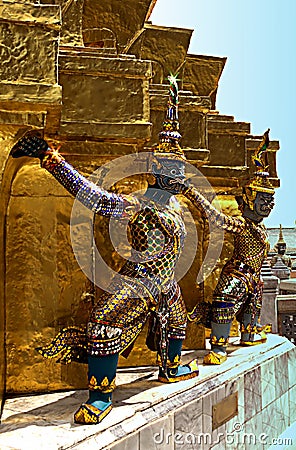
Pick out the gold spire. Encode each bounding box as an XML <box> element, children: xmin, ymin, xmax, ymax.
<box><xmin>153</xmin><ymin>74</ymin><xmax>186</xmax><ymax>161</ymax></box>
<box><xmin>277</xmin><ymin>224</ymin><xmax>286</xmax><ymax>245</ymax></box>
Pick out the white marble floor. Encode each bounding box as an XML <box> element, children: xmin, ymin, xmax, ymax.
<box><xmin>0</xmin><ymin>335</ymin><xmax>293</xmax><ymax>450</ymax></box>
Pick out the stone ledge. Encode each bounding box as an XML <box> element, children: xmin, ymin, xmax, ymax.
<box><xmin>0</xmin><ymin>111</ymin><xmax>45</xmax><ymax>128</ymax></box>
<box><xmin>59</xmin><ymin>54</ymin><xmax>152</xmax><ymax>78</ymax></box>
<box><xmin>0</xmin><ymin>82</ymin><xmax>62</xmax><ymax>105</ymax></box>
<box><xmin>207</xmin><ymin>119</ymin><xmax>250</xmax><ymax>135</ymax></box>
<box><xmin>59</xmin><ymin>121</ymin><xmax>152</xmax><ymax>141</ymax></box>
<box><xmin>0</xmin><ymin>3</ymin><xmax>61</xmax><ymax>29</ymax></box>
<box><xmin>149</xmin><ymin>85</ymin><xmax>211</xmax><ymax>110</ymax></box>
<box><xmin>0</xmin><ymin>335</ymin><xmax>295</xmax><ymax>450</ymax></box>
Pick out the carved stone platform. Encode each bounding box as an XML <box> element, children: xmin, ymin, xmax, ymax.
<box><xmin>0</xmin><ymin>335</ymin><xmax>295</xmax><ymax>450</ymax></box>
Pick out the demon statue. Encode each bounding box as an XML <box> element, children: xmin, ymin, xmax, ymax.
<box><xmin>10</xmin><ymin>76</ymin><xmax>199</xmax><ymax>425</ymax></box>
<box><xmin>187</xmin><ymin>129</ymin><xmax>275</xmax><ymax>364</ymax></box>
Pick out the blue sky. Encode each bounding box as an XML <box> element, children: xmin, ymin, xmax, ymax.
<box><xmin>151</xmin><ymin>0</ymin><xmax>296</xmax><ymax>227</ymax></box>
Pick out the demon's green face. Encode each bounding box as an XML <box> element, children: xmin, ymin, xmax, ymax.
<box><xmin>253</xmin><ymin>191</ymin><xmax>275</xmax><ymax>218</ymax></box>
<box><xmin>152</xmin><ymin>158</ymin><xmax>186</xmax><ymax>194</ymax></box>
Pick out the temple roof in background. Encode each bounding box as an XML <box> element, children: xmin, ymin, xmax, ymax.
<box><xmin>267</xmin><ymin>227</ymin><xmax>296</xmax><ymax>254</ymax></box>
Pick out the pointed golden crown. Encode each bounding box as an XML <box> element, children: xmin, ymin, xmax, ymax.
<box><xmin>242</xmin><ymin>129</ymin><xmax>275</xmax><ymax>209</ymax></box>
<box><xmin>153</xmin><ymin>74</ymin><xmax>186</xmax><ymax>161</ymax></box>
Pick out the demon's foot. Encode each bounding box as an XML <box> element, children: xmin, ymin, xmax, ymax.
<box><xmin>158</xmin><ymin>359</ymin><xmax>199</xmax><ymax>383</ymax></box>
<box><xmin>74</xmin><ymin>401</ymin><xmax>112</xmax><ymax>425</ymax></box>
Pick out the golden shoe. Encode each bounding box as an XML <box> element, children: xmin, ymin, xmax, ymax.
<box><xmin>158</xmin><ymin>358</ymin><xmax>199</xmax><ymax>383</ymax></box>
<box><xmin>74</xmin><ymin>403</ymin><xmax>112</xmax><ymax>425</ymax></box>
<box><xmin>258</xmin><ymin>323</ymin><xmax>272</xmax><ymax>334</ymax></box>
<box><xmin>240</xmin><ymin>339</ymin><xmax>267</xmax><ymax>346</ymax></box>
<box><xmin>203</xmin><ymin>351</ymin><xmax>227</xmax><ymax>365</ymax></box>
<box><xmin>240</xmin><ymin>332</ymin><xmax>267</xmax><ymax>346</ymax></box>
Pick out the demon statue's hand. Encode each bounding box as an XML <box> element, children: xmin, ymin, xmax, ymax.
<box><xmin>10</xmin><ymin>131</ymin><xmax>50</xmax><ymax>159</ymax></box>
